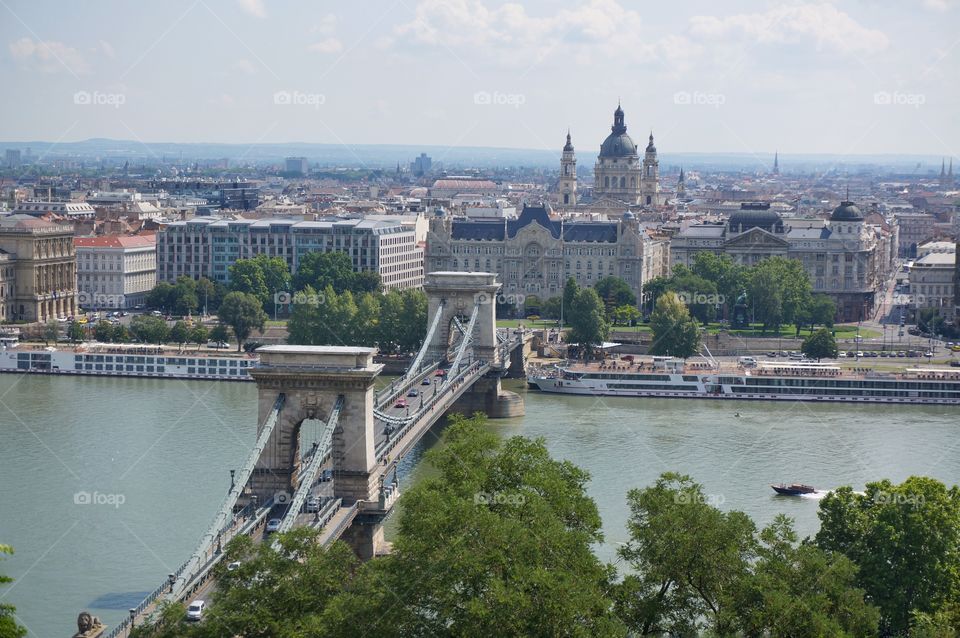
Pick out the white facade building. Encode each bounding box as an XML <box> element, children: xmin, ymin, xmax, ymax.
<box><xmin>74</xmin><ymin>235</ymin><xmax>157</xmax><ymax>309</ymax></box>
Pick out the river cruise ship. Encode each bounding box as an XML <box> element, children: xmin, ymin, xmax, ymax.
<box><xmin>0</xmin><ymin>342</ymin><xmax>258</xmax><ymax>381</ymax></box>
<box><xmin>528</xmin><ymin>357</ymin><xmax>960</xmax><ymax>405</ymax></box>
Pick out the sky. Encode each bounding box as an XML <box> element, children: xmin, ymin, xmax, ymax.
<box><xmin>0</xmin><ymin>0</ymin><xmax>958</xmax><ymax>157</ymax></box>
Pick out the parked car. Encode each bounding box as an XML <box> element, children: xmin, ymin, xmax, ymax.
<box><xmin>925</xmin><ymin>351</ymin><xmax>935</xmax><ymax>357</ymax></box>
<box><xmin>227</xmin><ymin>561</ymin><xmax>241</xmax><ymax>572</ymax></box>
<box><xmin>265</xmin><ymin>518</ymin><xmax>281</xmax><ymax>534</ymax></box>
<box><xmin>207</xmin><ymin>341</ymin><xmax>229</xmax><ymax>349</ymax></box>
<box><xmin>186</xmin><ymin>601</ymin><xmax>204</xmax><ymax>621</ymax></box>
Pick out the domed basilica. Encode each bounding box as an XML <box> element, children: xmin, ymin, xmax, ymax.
<box><xmin>559</xmin><ymin>104</ymin><xmax>661</xmax><ymax>207</ymax></box>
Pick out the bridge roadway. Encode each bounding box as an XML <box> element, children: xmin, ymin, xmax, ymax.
<box><xmin>108</xmin><ymin>332</ymin><xmax>526</xmax><ymax>638</ymax></box>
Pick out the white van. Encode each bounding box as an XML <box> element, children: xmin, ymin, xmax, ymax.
<box><xmin>738</xmin><ymin>356</ymin><xmax>757</xmax><ymax>367</ymax></box>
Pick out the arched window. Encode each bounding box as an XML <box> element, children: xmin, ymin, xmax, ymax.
<box><xmin>604</xmin><ymin>176</ymin><xmax>610</xmax><ymax>188</ymax></box>
<box><xmin>646</xmin><ymin>196</ymin><xmax>652</xmax><ymax>205</ymax></box>
<box><xmin>620</xmin><ymin>176</ymin><xmax>626</xmax><ymax>188</ymax></box>
<box><xmin>563</xmin><ymin>194</ymin><xmax>569</xmax><ymax>204</ymax></box>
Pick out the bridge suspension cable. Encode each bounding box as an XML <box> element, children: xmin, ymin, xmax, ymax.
<box><xmin>404</xmin><ymin>300</ymin><xmax>445</xmax><ymax>381</ymax></box>
<box><xmin>445</xmin><ymin>301</ymin><xmax>480</xmax><ymax>387</ymax></box>
<box><xmin>273</xmin><ymin>396</ymin><xmax>344</xmax><ymax>541</ymax></box>
<box><xmin>169</xmin><ymin>393</ymin><xmax>285</xmax><ymax>599</ymax></box>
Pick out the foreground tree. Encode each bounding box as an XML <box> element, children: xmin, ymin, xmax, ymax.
<box><xmin>217</xmin><ymin>292</ymin><xmax>267</xmax><ymax>352</ymax></box>
<box><xmin>615</xmin><ymin>474</ymin><xmax>878</xmax><ymax>637</ymax></box>
<box><xmin>648</xmin><ymin>291</ymin><xmax>701</xmax><ymax>359</ymax></box>
<box><xmin>615</xmin><ymin>473</ymin><xmax>755</xmax><ymax>635</ymax></box>
<box><xmin>801</xmin><ymin>328</ymin><xmax>838</xmax><ymax>361</ymax></box>
<box><xmin>323</xmin><ymin>414</ymin><xmax>624</xmax><ymax>637</ymax></box>
<box><xmin>815</xmin><ymin>477</ymin><xmax>960</xmax><ymax>635</ymax></box>
<box><xmin>0</xmin><ymin>545</ymin><xmax>26</xmax><ymax>638</ymax></box>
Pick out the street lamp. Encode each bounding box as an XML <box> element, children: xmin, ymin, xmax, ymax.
<box><xmin>168</xmin><ymin>573</ymin><xmax>176</xmax><ymax>594</ymax></box>
<box><xmin>129</xmin><ymin>608</ymin><xmax>137</xmax><ymax>628</ymax></box>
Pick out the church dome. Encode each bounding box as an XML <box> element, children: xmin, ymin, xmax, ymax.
<box><xmin>599</xmin><ymin>104</ymin><xmax>638</xmax><ymax>158</ymax></box>
<box><xmin>831</xmin><ymin>201</ymin><xmax>863</xmax><ymax>222</ymax></box>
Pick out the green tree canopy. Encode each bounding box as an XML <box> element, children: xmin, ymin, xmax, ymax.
<box><xmin>130</xmin><ymin>315</ymin><xmax>170</xmax><ymax>345</ymax></box>
<box><xmin>67</xmin><ymin>321</ymin><xmax>85</xmax><ymax>342</ymax></box>
<box><xmin>42</xmin><ymin>320</ymin><xmax>59</xmax><ymax>345</ymax></box>
<box><xmin>566</xmin><ymin>287</ymin><xmax>610</xmax><ymax>358</ymax></box>
<box><xmin>648</xmin><ymin>291</ymin><xmax>701</xmax><ymax>359</ymax></box>
<box><xmin>209</xmin><ymin>324</ymin><xmax>230</xmax><ymax>348</ymax></box>
<box><xmin>217</xmin><ymin>292</ymin><xmax>267</xmax><ymax>352</ymax></box>
<box><xmin>815</xmin><ymin>477</ymin><xmax>960</xmax><ymax>635</ymax></box>
<box><xmin>611</xmin><ymin>304</ymin><xmax>641</xmax><ymax>326</ymax></box>
<box><xmin>801</xmin><ymin>328</ymin><xmax>838</xmax><ymax>361</ymax></box>
<box><xmin>93</xmin><ymin>320</ymin><xmax>114</xmax><ymax>343</ymax></box>
<box><xmin>594</xmin><ymin>276</ymin><xmax>637</xmax><ymax>315</ymax></box>
<box><xmin>169</xmin><ymin>320</ymin><xmax>190</xmax><ymax>346</ymax></box>
<box><xmin>228</xmin><ymin>259</ymin><xmax>269</xmax><ymax>308</ymax></box>
<box><xmin>188</xmin><ymin>324</ymin><xmax>209</xmax><ymax>350</ymax></box>
<box><xmin>292</xmin><ymin>251</ymin><xmax>381</xmax><ymax>295</ymax></box>
<box><xmin>0</xmin><ymin>544</ymin><xmax>26</xmax><ymax>638</ymax></box>
<box><xmin>324</xmin><ymin>414</ymin><xmax>624</xmax><ymax>637</ymax></box>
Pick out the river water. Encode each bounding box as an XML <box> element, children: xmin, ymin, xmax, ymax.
<box><xmin>0</xmin><ymin>374</ymin><xmax>957</xmax><ymax>637</ymax></box>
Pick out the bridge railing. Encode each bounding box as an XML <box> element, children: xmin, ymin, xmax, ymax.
<box><xmin>375</xmin><ymin>359</ymin><xmax>487</xmax><ymax>460</ymax></box>
<box><xmin>375</xmin><ymin>360</ymin><xmax>440</xmax><ymax>410</ymax></box>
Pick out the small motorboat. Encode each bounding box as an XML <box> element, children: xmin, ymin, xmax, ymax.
<box><xmin>771</xmin><ymin>483</ymin><xmax>816</xmax><ymax>496</ymax></box>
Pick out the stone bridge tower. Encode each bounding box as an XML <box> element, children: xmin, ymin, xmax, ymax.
<box><xmin>423</xmin><ymin>271</ymin><xmax>501</xmax><ymax>366</ymax></box>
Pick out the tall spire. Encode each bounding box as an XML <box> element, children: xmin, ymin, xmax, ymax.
<box><xmin>773</xmin><ymin>151</ymin><xmax>780</xmax><ymax>175</ymax></box>
<box><xmin>942</xmin><ymin>158</ymin><xmax>946</xmax><ymax>176</ymax></box>
<box><xmin>950</xmin><ymin>158</ymin><xmax>954</xmax><ymax>177</ymax></box>
<box><xmin>563</xmin><ymin>129</ymin><xmax>574</xmax><ymax>152</ymax></box>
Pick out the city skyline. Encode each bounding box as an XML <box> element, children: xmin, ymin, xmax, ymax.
<box><xmin>1</xmin><ymin>0</ymin><xmax>958</xmax><ymax>155</ymax></box>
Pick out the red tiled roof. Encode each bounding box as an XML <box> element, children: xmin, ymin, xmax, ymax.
<box><xmin>74</xmin><ymin>235</ymin><xmax>156</xmax><ymax>248</ymax></box>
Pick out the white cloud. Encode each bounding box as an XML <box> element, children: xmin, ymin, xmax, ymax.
<box><xmin>237</xmin><ymin>0</ymin><xmax>266</xmax><ymax>19</ymax></box>
<box><xmin>391</xmin><ymin>0</ymin><xmax>694</xmax><ymax>67</ymax></box>
<box><xmin>689</xmin><ymin>3</ymin><xmax>889</xmax><ymax>54</ymax></box>
<box><xmin>307</xmin><ymin>39</ymin><xmax>343</xmax><ymax>54</ymax></box>
<box><xmin>9</xmin><ymin>37</ymin><xmax>91</xmax><ymax>74</ymax></box>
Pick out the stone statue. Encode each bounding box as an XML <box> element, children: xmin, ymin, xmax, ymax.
<box><xmin>732</xmin><ymin>289</ymin><xmax>750</xmax><ymax>329</ymax></box>
<box><xmin>73</xmin><ymin>611</ymin><xmax>106</xmax><ymax>638</ymax></box>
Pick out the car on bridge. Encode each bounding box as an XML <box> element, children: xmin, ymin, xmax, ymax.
<box><xmin>421</xmin><ymin>377</ymin><xmax>431</xmax><ymax>385</ymax></box>
<box><xmin>265</xmin><ymin>518</ymin><xmax>282</xmax><ymax>534</ymax></box>
<box><xmin>304</xmin><ymin>496</ymin><xmax>320</xmax><ymax>513</ymax></box>
<box><xmin>186</xmin><ymin>600</ymin><xmax>204</xmax><ymax>621</ymax></box>
<box><xmin>407</xmin><ymin>388</ymin><xmax>419</xmax><ymax>397</ymax></box>
<box><xmin>394</xmin><ymin>398</ymin><xmax>408</xmax><ymax>408</ymax></box>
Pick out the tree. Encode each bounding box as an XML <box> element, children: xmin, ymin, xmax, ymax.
<box><xmin>727</xmin><ymin>515</ymin><xmax>878</xmax><ymax>637</ymax></box>
<box><xmin>690</xmin><ymin>252</ymin><xmax>748</xmax><ymax>319</ymax></box>
<box><xmin>815</xmin><ymin>477</ymin><xmax>960</xmax><ymax>635</ymax></box>
<box><xmin>169</xmin><ymin>321</ymin><xmax>190</xmax><ymax>347</ymax></box>
<box><xmin>0</xmin><ymin>545</ymin><xmax>26</xmax><ymax>638</ymax></box>
<box><xmin>324</xmin><ymin>414</ymin><xmax>624</xmax><ymax>636</ymax></box>
<box><xmin>540</xmin><ymin>296</ymin><xmax>563</xmax><ymax>320</ymax></box>
<box><xmin>189</xmin><ymin>324</ymin><xmax>209</xmax><ymax>351</ymax></box>
<box><xmin>562</xmin><ymin>277</ymin><xmax>579</xmax><ymax>322</ymax></box>
<box><xmin>195</xmin><ymin>277</ymin><xmax>219</xmax><ymax>314</ymax></box>
<box><xmin>641</xmin><ymin>276</ymin><xmax>672</xmax><ymax>316</ymax></box>
<box><xmin>615</xmin><ymin>472</ymin><xmax>756</xmax><ymax>635</ymax></box>
<box><xmin>217</xmin><ymin>292</ymin><xmax>267</xmax><ymax>352</ymax></box>
<box><xmin>566</xmin><ymin>288</ymin><xmax>609</xmax><ymax>359</ymax></box>
<box><xmin>210</xmin><ymin>325</ymin><xmax>230</xmax><ymax>349</ymax></box>
<box><xmin>809</xmin><ymin>294</ymin><xmax>836</xmax><ymax>329</ymax></box>
<box><xmin>130</xmin><ymin>315</ymin><xmax>170</xmax><ymax>345</ymax></box>
<box><xmin>112</xmin><ymin>323</ymin><xmax>130</xmax><ymax>343</ymax></box>
<box><xmin>351</xmin><ymin>270</ymin><xmax>382</xmax><ymax>294</ymax></box>
<box><xmin>611</xmin><ymin>304</ymin><xmax>641</xmax><ymax>326</ymax></box>
<box><xmin>353</xmin><ymin>292</ymin><xmax>381</xmax><ymax>347</ymax></box>
<box><xmin>669</xmin><ymin>273</ymin><xmax>719</xmax><ymax>323</ymax></box>
<box><xmin>42</xmin><ymin>320</ymin><xmax>59</xmax><ymax>345</ymax></box>
<box><xmin>93</xmin><ymin>320</ymin><xmax>114</xmax><ymax>343</ymax></box>
<box><xmin>67</xmin><ymin>321</ymin><xmax>85</xmax><ymax>343</ymax></box>
<box><xmin>293</xmin><ymin>251</ymin><xmax>355</xmax><ymax>294</ymax></box>
<box><xmin>594</xmin><ymin>276</ymin><xmax>637</xmax><ymax>316</ymax></box>
<box><xmin>801</xmin><ymin>328</ymin><xmax>837</xmax><ymax>361</ymax></box>
<box><xmin>146</xmin><ymin>281</ymin><xmax>176</xmax><ymax>312</ymax></box>
<box><xmin>228</xmin><ymin>259</ymin><xmax>269</xmax><ymax>309</ymax></box>
<box><xmin>171</xmin><ymin>276</ymin><xmax>199</xmax><ymax>316</ymax></box>
<box><xmin>748</xmin><ymin>257</ymin><xmax>812</xmax><ymax>333</ymax></box>
<box><xmin>648</xmin><ymin>292</ymin><xmax>701</xmax><ymax>359</ymax></box>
